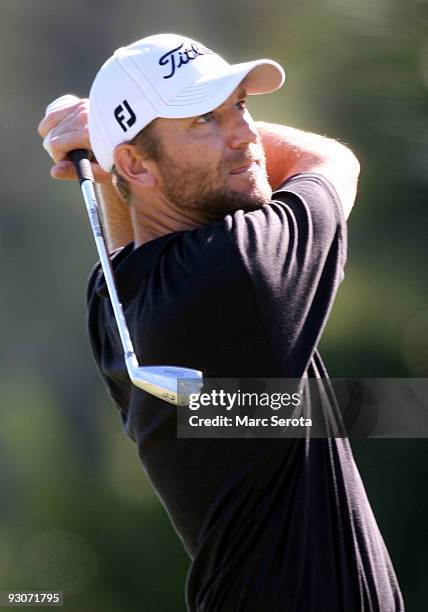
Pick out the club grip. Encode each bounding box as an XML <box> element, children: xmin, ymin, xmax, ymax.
<box><xmin>70</xmin><ymin>149</ymin><xmax>94</xmax><ymax>185</ymax></box>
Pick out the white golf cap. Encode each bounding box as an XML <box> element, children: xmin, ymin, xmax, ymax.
<box><xmin>89</xmin><ymin>33</ymin><xmax>285</xmax><ymax>171</ymax></box>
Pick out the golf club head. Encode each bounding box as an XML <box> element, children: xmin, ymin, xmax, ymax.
<box><xmin>129</xmin><ymin>365</ymin><xmax>203</xmax><ymax>406</ymax></box>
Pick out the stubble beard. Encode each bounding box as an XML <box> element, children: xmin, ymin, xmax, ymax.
<box><xmin>156</xmin><ymin>148</ymin><xmax>272</xmax><ymax>220</ymax></box>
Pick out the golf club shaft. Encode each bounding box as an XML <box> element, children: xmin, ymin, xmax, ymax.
<box><xmin>70</xmin><ymin>150</ymin><xmax>203</xmax><ymax>405</ymax></box>
<box><xmin>70</xmin><ymin>149</ymin><xmax>138</xmax><ymax>373</ymax></box>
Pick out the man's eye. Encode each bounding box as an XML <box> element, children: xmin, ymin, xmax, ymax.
<box><xmin>236</xmin><ymin>99</ymin><xmax>247</xmax><ymax>110</ymax></box>
<box><xmin>196</xmin><ymin>112</ymin><xmax>214</xmax><ymax>124</ymax></box>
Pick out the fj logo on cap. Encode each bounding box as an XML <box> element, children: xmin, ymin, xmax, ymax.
<box><xmin>114</xmin><ymin>100</ymin><xmax>137</xmax><ymax>132</ymax></box>
<box><xmin>159</xmin><ymin>42</ymin><xmax>213</xmax><ymax>79</ymax></box>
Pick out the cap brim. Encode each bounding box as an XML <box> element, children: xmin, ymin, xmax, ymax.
<box><xmin>156</xmin><ymin>59</ymin><xmax>285</xmax><ymax>119</ymax></box>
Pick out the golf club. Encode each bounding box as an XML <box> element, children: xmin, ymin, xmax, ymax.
<box><xmin>70</xmin><ymin>148</ymin><xmax>203</xmax><ymax>405</ymax></box>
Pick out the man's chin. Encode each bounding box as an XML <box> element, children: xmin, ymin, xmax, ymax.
<box><xmin>241</xmin><ymin>184</ymin><xmax>272</xmax><ymax>205</ymax></box>
<box><xmin>198</xmin><ymin>188</ymin><xmax>270</xmax><ymax>219</ymax></box>
<box><xmin>228</xmin><ymin>170</ymin><xmax>272</xmax><ymax>201</ymax></box>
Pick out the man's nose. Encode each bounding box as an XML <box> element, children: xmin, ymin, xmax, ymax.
<box><xmin>228</xmin><ymin>112</ymin><xmax>258</xmax><ymax>149</ymax></box>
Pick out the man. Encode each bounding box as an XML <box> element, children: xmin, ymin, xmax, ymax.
<box><xmin>38</xmin><ymin>33</ymin><xmax>404</xmax><ymax>611</ymax></box>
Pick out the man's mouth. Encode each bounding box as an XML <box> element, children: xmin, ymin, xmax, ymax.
<box><xmin>229</xmin><ymin>161</ymin><xmax>258</xmax><ymax>175</ymax></box>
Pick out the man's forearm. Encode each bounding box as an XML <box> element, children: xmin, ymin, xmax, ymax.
<box><xmin>256</xmin><ymin>121</ymin><xmax>360</xmax><ymax>217</ymax></box>
<box><xmin>97</xmin><ymin>180</ymin><xmax>134</xmax><ymax>251</ymax></box>
<box><xmin>256</xmin><ymin>121</ymin><xmax>352</xmax><ymax>187</ymax></box>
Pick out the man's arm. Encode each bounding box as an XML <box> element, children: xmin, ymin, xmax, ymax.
<box><xmin>96</xmin><ymin>181</ymin><xmax>133</xmax><ymax>251</ymax></box>
<box><xmin>38</xmin><ymin>97</ymin><xmax>133</xmax><ymax>252</ymax></box>
<box><xmin>256</xmin><ymin>121</ymin><xmax>360</xmax><ymax>219</ymax></box>
<box><xmin>38</xmin><ymin>97</ymin><xmax>359</xmax><ymax>251</ymax></box>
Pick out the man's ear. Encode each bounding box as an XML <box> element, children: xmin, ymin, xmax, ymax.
<box><xmin>113</xmin><ymin>144</ymin><xmax>157</xmax><ymax>188</ymax></box>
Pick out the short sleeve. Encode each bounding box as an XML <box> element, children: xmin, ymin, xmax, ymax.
<box><xmin>225</xmin><ymin>172</ymin><xmax>347</xmax><ymax>377</ymax></box>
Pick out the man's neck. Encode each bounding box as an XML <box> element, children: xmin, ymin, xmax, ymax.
<box><xmin>130</xmin><ymin>197</ymin><xmax>205</xmax><ymax>247</ymax></box>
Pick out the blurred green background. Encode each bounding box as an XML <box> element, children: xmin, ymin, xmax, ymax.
<box><xmin>1</xmin><ymin>0</ymin><xmax>427</xmax><ymax>610</ymax></box>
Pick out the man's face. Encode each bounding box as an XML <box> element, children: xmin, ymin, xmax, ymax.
<box><xmin>147</xmin><ymin>86</ymin><xmax>272</xmax><ymax>219</ymax></box>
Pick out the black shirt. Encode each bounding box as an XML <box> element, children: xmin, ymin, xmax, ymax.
<box><xmin>87</xmin><ymin>174</ymin><xmax>404</xmax><ymax>611</ymax></box>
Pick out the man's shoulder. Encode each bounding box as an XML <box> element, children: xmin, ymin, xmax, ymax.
<box><xmin>86</xmin><ymin>242</ymin><xmax>133</xmax><ymax>305</ymax></box>
<box><xmin>85</xmin><ymin>228</ymin><xmax>244</xmax><ymax>314</ymax></box>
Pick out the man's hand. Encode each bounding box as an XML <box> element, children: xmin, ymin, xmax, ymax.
<box><xmin>38</xmin><ymin>95</ymin><xmax>110</xmax><ymax>183</ymax></box>
<box><xmin>38</xmin><ymin>94</ymin><xmax>134</xmax><ymax>251</ymax></box>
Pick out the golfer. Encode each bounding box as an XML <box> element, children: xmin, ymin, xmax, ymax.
<box><xmin>39</xmin><ymin>33</ymin><xmax>404</xmax><ymax>611</ymax></box>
